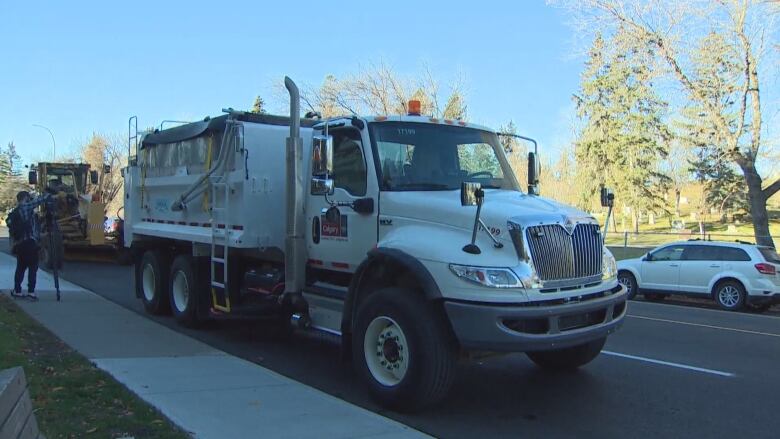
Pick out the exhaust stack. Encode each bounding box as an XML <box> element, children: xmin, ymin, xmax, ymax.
<box><xmin>284</xmin><ymin>77</ymin><xmax>305</xmax><ymax>294</ymax></box>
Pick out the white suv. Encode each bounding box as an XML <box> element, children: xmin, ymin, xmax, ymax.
<box><xmin>617</xmin><ymin>241</ymin><xmax>780</xmax><ymax>312</ymax></box>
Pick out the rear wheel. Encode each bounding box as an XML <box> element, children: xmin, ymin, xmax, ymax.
<box><xmin>169</xmin><ymin>255</ymin><xmax>202</xmax><ymax>327</ymax></box>
<box><xmin>617</xmin><ymin>271</ymin><xmax>638</xmax><ymax>300</ymax></box>
<box><xmin>352</xmin><ymin>288</ymin><xmax>457</xmax><ymax>412</ymax></box>
<box><xmin>137</xmin><ymin>250</ymin><xmax>171</xmax><ymax>315</ymax></box>
<box><xmin>714</xmin><ymin>280</ymin><xmax>746</xmax><ymax>311</ymax></box>
<box><xmin>526</xmin><ymin>337</ymin><xmax>606</xmax><ymax>370</ymax></box>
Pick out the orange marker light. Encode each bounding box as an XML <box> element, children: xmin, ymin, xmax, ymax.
<box><xmin>408</xmin><ymin>100</ymin><xmax>421</xmax><ymax>116</ymax></box>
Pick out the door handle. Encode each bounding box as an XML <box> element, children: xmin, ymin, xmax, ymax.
<box><xmin>669</xmin><ymin>264</ymin><xmax>679</xmax><ymax>267</ymax></box>
<box><xmin>709</xmin><ymin>264</ymin><xmax>721</xmax><ymax>268</ymax></box>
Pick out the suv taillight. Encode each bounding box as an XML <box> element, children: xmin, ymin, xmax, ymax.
<box><xmin>755</xmin><ymin>263</ymin><xmax>776</xmax><ymax>275</ymax></box>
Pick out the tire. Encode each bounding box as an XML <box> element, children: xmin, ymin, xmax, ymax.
<box><xmin>617</xmin><ymin>271</ymin><xmax>638</xmax><ymax>300</ymax></box>
<box><xmin>714</xmin><ymin>280</ymin><xmax>746</xmax><ymax>311</ymax></box>
<box><xmin>169</xmin><ymin>255</ymin><xmax>202</xmax><ymax>327</ymax></box>
<box><xmin>136</xmin><ymin>249</ymin><xmax>171</xmax><ymax>315</ymax></box>
<box><xmin>352</xmin><ymin>288</ymin><xmax>458</xmax><ymax>412</ymax></box>
<box><xmin>526</xmin><ymin>337</ymin><xmax>606</xmax><ymax>371</ymax></box>
<box><xmin>643</xmin><ymin>292</ymin><xmax>667</xmax><ymax>302</ymax></box>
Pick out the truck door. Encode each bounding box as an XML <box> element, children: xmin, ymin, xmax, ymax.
<box><xmin>305</xmin><ymin>127</ymin><xmax>378</xmax><ymax>285</ymax></box>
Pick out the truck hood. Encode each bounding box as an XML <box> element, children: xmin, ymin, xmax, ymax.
<box><xmin>380</xmin><ymin>189</ymin><xmax>597</xmax><ymax>236</ymax></box>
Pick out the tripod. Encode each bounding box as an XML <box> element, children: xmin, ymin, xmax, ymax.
<box><xmin>44</xmin><ymin>202</ymin><xmax>61</xmax><ymax>301</ymax></box>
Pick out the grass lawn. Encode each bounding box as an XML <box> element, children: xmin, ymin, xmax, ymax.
<box><xmin>0</xmin><ymin>294</ymin><xmax>189</xmax><ymax>439</ymax></box>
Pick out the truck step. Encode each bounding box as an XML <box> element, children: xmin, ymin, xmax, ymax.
<box><xmin>211</xmin><ymin>257</ymin><xmax>225</xmax><ymax>264</ymax></box>
<box><xmin>211</xmin><ymin>281</ymin><xmax>225</xmax><ymax>289</ymax></box>
<box><xmin>208</xmin><ymin>302</ymin><xmax>282</xmax><ymax>320</ymax></box>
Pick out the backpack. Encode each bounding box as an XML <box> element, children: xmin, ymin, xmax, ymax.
<box><xmin>6</xmin><ymin>208</ymin><xmax>29</xmax><ymax>245</ymax></box>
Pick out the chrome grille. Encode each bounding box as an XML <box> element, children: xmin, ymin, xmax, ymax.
<box><xmin>525</xmin><ymin>223</ymin><xmax>602</xmax><ymax>284</ymax></box>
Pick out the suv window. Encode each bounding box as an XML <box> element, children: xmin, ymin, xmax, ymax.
<box><xmin>651</xmin><ymin>245</ymin><xmax>685</xmax><ymax>261</ymax></box>
<box><xmin>758</xmin><ymin>247</ymin><xmax>780</xmax><ymax>263</ymax></box>
<box><xmin>718</xmin><ymin>247</ymin><xmax>751</xmax><ymax>262</ymax></box>
<box><xmin>682</xmin><ymin>245</ymin><xmax>719</xmax><ymax>261</ymax></box>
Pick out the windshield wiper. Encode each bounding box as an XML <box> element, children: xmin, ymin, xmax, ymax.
<box><xmin>394</xmin><ymin>183</ymin><xmax>450</xmax><ymax>190</ymax></box>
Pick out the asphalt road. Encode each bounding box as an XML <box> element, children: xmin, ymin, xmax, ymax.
<box><xmin>5</xmin><ymin>241</ymin><xmax>780</xmax><ymax>438</ymax></box>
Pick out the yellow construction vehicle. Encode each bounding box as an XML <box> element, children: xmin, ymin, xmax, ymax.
<box><xmin>27</xmin><ymin>162</ymin><xmax>129</xmax><ymax>267</ymax></box>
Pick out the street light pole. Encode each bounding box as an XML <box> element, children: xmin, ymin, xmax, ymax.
<box><xmin>32</xmin><ymin>124</ymin><xmax>56</xmax><ymax>160</ymax></box>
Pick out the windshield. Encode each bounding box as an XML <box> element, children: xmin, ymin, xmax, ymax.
<box><xmin>47</xmin><ymin>173</ymin><xmax>75</xmax><ymax>192</ymax></box>
<box><xmin>369</xmin><ymin>122</ymin><xmax>520</xmax><ymax>191</ymax></box>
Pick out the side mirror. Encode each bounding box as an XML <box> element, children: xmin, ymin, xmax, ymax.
<box><xmin>28</xmin><ymin>170</ymin><xmax>38</xmax><ymax>185</ymax></box>
<box><xmin>600</xmin><ymin>186</ymin><xmax>615</xmax><ymax>207</ymax></box>
<box><xmin>312</xmin><ymin>135</ymin><xmax>333</xmax><ymax>176</ymax></box>
<box><xmin>311</xmin><ymin>177</ymin><xmax>334</xmax><ymax>195</ymax></box>
<box><xmin>103</xmin><ymin>164</ymin><xmax>111</xmax><ymax>174</ymax></box>
<box><xmin>527</xmin><ymin>152</ymin><xmax>540</xmax><ymax>195</ymax></box>
<box><xmin>643</xmin><ymin>253</ymin><xmax>653</xmax><ymax>262</ymax></box>
<box><xmin>461</xmin><ymin>181</ymin><xmax>483</xmax><ymax>206</ymax></box>
<box><xmin>90</xmin><ymin>170</ymin><xmax>99</xmax><ymax>185</ymax></box>
<box><xmin>311</xmin><ymin>135</ymin><xmax>334</xmax><ymax>196</ymax></box>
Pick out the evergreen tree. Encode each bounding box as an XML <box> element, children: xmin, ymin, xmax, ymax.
<box><xmin>5</xmin><ymin>142</ymin><xmax>21</xmax><ymax>177</ymax></box>
<box><xmin>251</xmin><ymin>96</ymin><xmax>266</xmax><ymax>114</ymax></box>
<box><xmin>574</xmin><ymin>30</ymin><xmax>671</xmax><ymax>231</ymax></box>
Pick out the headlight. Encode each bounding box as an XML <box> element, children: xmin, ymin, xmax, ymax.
<box><xmin>449</xmin><ymin>264</ymin><xmax>521</xmax><ymax>288</ymax></box>
<box><xmin>602</xmin><ymin>248</ymin><xmax>617</xmax><ymax>281</ymax></box>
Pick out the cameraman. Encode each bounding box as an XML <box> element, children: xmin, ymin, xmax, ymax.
<box><xmin>8</xmin><ymin>190</ymin><xmax>54</xmax><ymax>299</ymax></box>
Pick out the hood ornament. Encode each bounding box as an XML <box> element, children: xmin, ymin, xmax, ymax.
<box><xmin>562</xmin><ymin>217</ymin><xmax>577</xmax><ymax>235</ymax></box>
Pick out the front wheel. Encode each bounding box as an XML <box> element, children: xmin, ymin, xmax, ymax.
<box><xmin>526</xmin><ymin>337</ymin><xmax>606</xmax><ymax>371</ymax></box>
<box><xmin>352</xmin><ymin>288</ymin><xmax>458</xmax><ymax>412</ymax></box>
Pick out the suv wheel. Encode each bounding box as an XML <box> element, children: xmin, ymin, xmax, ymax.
<box><xmin>714</xmin><ymin>280</ymin><xmax>746</xmax><ymax>311</ymax></box>
<box><xmin>617</xmin><ymin>271</ymin><xmax>638</xmax><ymax>300</ymax></box>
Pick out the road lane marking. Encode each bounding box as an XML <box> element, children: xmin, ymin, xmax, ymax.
<box><xmin>602</xmin><ymin>351</ymin><xmax>736</xmax><ymax>377</ymax></box>
<box><xmin>628</xmin><ymin>314</ymin><xmax>780</xmax><ymax>338</ymax></box>
<box><xmin>629</xmin><ymin>300</ymin><xmax>780</xmax><ymax>320</ymax></box>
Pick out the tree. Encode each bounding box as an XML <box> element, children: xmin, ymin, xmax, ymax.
<box><xmin>300</xmin><ymin>62</ymin><xmax>467</xmax><ymax>119</ymax></box>
<box><xmin>556</xmin><ymin>0</ymin><xmax>780</xmax><ymax>246</ymax></box>
<box><xmin>498</xmin><ymin>121</ymin><xmax>529</xmax><ymax>186</ymax></box>
<box><xmin>663</xmin><ymin>140</ymin><xmax>693</xmax><ymax>217</ymax></box>
<box><xmin>80</xmin><ymin>133</ymin><xmax>127</xmax><ymax>215</ymax></box>
<box><xmin>573</xmin><ymin>31</ymin><xmax>671</xmax><ymax>233</ymax></box>
<box><xmin>0</xmin><ymin>142</ymin><xmax>27</xmax><ymax>213</ymax></box>
<box><xmin>251</xmin><ymin>96</ymin><xmax>266</xmax><ymax>114</ymax></box>
<box><xmin>5</xmin><ymin>142</ymin><xmax>21</xmax><ymax>177</ymax></box>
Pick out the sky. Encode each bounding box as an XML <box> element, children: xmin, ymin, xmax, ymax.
<box><xmin>0</xmin><ymin>0</ymin><xmax>582</xmax><ymax>166</ymax></box>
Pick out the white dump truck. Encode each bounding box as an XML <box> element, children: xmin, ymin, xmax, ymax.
<box><xmin>123</xmin><ymin>77</ymin><xmax>627</xmax><ymax>411</ymax></box>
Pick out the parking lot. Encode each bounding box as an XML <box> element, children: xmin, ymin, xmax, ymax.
<box><xmin>18</xmin><ymin>249</ymin><xmax>776</xmax><ymax>439</ymax></box>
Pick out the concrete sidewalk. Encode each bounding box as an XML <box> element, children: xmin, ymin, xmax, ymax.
<box><xmin>0</xmin><ymin>253</ymin><xmax>425</xmax><ymax>439</ymax></box>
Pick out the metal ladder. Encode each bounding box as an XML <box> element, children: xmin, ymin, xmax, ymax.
<box><xmin>209</xmin><ymin>124</ymin><xmax>235</xmax><ymax>313</ymax></box>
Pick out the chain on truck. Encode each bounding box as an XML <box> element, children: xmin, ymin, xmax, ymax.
<box><xmin>122</xmin><ymin>77</ymin><xmax>627</xmax><ymax>411</ymax></box>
